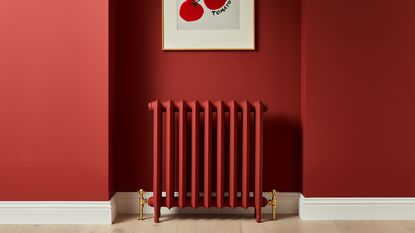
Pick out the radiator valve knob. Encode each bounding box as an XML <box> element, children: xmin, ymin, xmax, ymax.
<box><xmin>268</xmin><ymin>189</ymin><xmax>278</xmax><ymax>220</ymax></box>
<box><xmin>139</xmin><ymin>189</ymin><xmax>148</xmax><ymax>221</ymax></box>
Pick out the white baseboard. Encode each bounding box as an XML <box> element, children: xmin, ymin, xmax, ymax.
<box><xmin>3</xmin><ymin>192</ymin><xmax>413</xmax><ymax>224</ymax></box>
<box><xmin>115</xmin><ymin>192</ymin><xmax>300</xmax><ymax>215</ymax></box>
<box><xmin>299</xmin><ymin>194</ymin><xmax>415</xmax><ymax>220</ymax></box>
<box><xmin>0</xmin><ymin>192</ymin><xmax>297</xmax><ymax>225</ymax></box>
<box><xmin>110</xmin><ymin>194</ymin><xmax>118</xmax><ymax>223</ymax></box>
<box><xmin>0</xmin><ymin>195</ymin><xmax>116</xmax><ymax>225</ymax></box>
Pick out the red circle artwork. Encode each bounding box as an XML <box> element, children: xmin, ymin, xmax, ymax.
<box><xmin>178</xmin><ymin>0</ymin><xmax>239</xmax><ymax>30</ymax></box>
<box><xmin>179</xmin><ymin>0</ymin><xmax>205</xmax><ymax>22</ymax></box>
<box><xmin>204</xmin><ymin>0</ymin><xmax>227</xmax><ymax>10</ymax></box>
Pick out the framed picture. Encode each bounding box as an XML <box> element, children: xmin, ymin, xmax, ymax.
<box><xmin>162</xmin><ymin>0</ymin><xmax>255</xmax><ymax>50</ymax></box>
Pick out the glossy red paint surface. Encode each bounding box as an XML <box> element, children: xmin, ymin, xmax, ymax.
<box><xmin>147</xmin><ymin>196</ymin><xmax>268</xmax><ymax>208</ymax></box>
<box><xmin>165</xmin><ymin>101</ymin><xmax>175</xmax><ymax>209</ymax></box>
<box><xmin>216</xmin><ymin>102</ymin><xmax>226</xmax><ymax>207</ymax></box>
<box><xmin>301</xmin><ymin>0</ymin><xmax>415</xmax><ymax>197</ymax></box>
<box><xmin>151</xmin><ymin>101</ymin><xmax>162</xmax><ymax>222</ymax></box>
<box><xmin>242</xmin><ymin>102</ymin><xmax>251</xmax><ymax>208</ymax></box>
<box><xmin>0</xmin><ymin>0</ymin><xmax>110</xmax><ymax>201</ymax></box>
<box><xmin>204</xmin><ymin>101</ymin><xmax>213</xmax><ymax>208</ymax></box>
<box><xmin>229</xmin><ymin>101</ymin><xmax>238</xmax><ymax>208</ymax></box>
<box><xmin>178</xmin><ymin>102</ymin><xmax>188</xmax><ymax>208</ymax></box>
<box><xmin>191</xmin><ymin>101</ymin><xmax>200</xmax><ymax>209</ymax></box>
<box><xmin>148</xmin><ymin>100</ymin><xmax>267</xmax><ymax>222</ymax></box>
<box><xmin>254</xmin><ymin>102</ymin><xmax>264</xmax><ymax>222</ymax></box>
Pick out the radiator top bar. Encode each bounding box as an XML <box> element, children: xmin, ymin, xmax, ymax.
<box><xmin>148</xmin><ymin>100</ymin><xmax>268</xmax><ymax>113</ymax></box>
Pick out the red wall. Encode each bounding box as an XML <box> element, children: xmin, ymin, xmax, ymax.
<box><xmin>301</xmin><ymin>0</ymin><xmax>415</xmax><ymax>197</ymax></box>
<box><xmin>0</xmin><ymin>0</ymin><xmax>110</xmax><ymax>201</ymax></box>
<box><xmin>115</xmin><ymin>0</ymin><xmax>302</xmax><ymax>192</ymax></box>
<box><xmin>2</xmin><ymin>0</ymin><xmax>413</xmax><ymax>201</ymax></box>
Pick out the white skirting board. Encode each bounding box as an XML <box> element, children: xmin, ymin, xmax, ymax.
<box><xmin>0</xmin><ymin>192</ymin><xmax>297</xmax><ymax>224</ymax></box>
<box><xmin>0</xmin><ymin>195</ymin><xmax>116</xmax><ymax>225</ymax></box>
<box><xmin>115</xmin><ymin>192</ymin><xmax>300</xmax><ymax>215</ymax></box>
<box><xmin>299</xmin><ymin>194</ymin><xmax>415</xmax><ymax>220</ymax></box>
<box><xmin>2</xmin><ymin>193</ymin><xmax>415</xmax><ymax>224</ymax></box>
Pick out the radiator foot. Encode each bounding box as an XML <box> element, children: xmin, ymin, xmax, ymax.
<box><xmin>138</xmin><ymin>189</ymin><xmax>147</xmax><ymax>221</ymax></box>
<box><xmin>268</xmin><ymin>189</ymin><xmax>278</xmax><ymax>220</ymax></box>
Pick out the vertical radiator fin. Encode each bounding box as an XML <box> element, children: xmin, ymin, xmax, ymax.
<box><xmin>191</xmin><ymin>101</ymin><xmax>200</xmax><ymax>208</ymax></box>
<box><xmin>165</xmin><ymin>101</ymin><xmax>174</xmax><ymax>209</ymax></box>
<box><xmin>229</xmin><ymin>101</ymin><xmax>238</xmax><ymax>208</ymax></box>
<box><xmin>242</xmin><ymin>101</ymin><xmax>250</xmax><ymax>208</ymax></box>
<box><xmin>216</xmin><ymin>101</ymin><xmax>225</xmax><ymax>208</ymax></box>
<box><xmin>178</xmin><ymin>101</ymin><xmax>187</xmax><ymax>208</ymax></box>
<box><xmin>254</xmin><ymin>101</ymin><xmax>264</xmax><ymax>223</ymax></box>
<box><xmin>204</xmin><ymin>101</ymin><xmax>213</xmax><ymax>208</ymax></box>
<box><xmin>152</xmin><ymin>101</ymin><xmax>162</xmax><ymax>223</ymax></box>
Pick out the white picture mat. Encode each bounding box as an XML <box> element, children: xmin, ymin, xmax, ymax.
<box><xmin>163</xmin><ymin>0</ymin><xmax>255</xmax><ymax>50</ymax></box>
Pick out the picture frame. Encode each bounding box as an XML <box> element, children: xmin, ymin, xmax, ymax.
<box><xmin>162</xmin><ymin>0</ymin><xmax>255</xmax><ymax>50</ymax></box>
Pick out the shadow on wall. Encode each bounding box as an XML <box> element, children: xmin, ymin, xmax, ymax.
<box><xmin>114</xmin><ymin>0</ymin><xmax>302</xmax><ymax>193</ymax></box>
<box><xmin>263</xmin><ymin>116</ymin><xmax>302</xmax><ymax>191</ymax></box>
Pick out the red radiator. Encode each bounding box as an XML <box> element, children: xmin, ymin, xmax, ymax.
<box><xmin>146</xmin><ymin>100</ymin><xmax>269</xmax><ymax>223</ymax></box>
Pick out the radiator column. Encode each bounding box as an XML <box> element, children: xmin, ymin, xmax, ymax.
<box><xmin>151</xmin><ymin>101</ymin><xmax>162</xmax><ymax>223</ymax></box>
<box><xmin>165</xmin><ymin>101</ymin><xmax>174</xmax><ymax>209</ymax></box>
<box><xmin>254</xmin><ymin>101</ymin><xmax>264</xmax><ymax>223</ymax></box>
<box><xmin>178</xmin><ymin>101</ymin><xmax>187</xmax><ymax>208</ymax></box>
<box><xmin>204</xmin><ymin>101</ymin><xmax>213</xmax><ymax>208</ymax></box>
<box><xmin>242</xmin><ymin>101</ymin><xmax>251</xmax><ymax>209</ymax></box>
<box><xmin>229</xmin><ymin>101</ymin><xmax>238</xmax><ymax>208</ymax></box>
<box><xmin>191</xmin><ymin>101</ymin><xmax>200</xmax><ymax>208</ymax></box>
<box><xmin>216</xmin><ymin>101</ymin><xmax>225</xmax><ymax>208</ymax></box>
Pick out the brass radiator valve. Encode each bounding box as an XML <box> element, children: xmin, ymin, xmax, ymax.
<box><xmin>138</xmin><ymin>189</ymin><xmax>147</xmax><ymax>221</ymax></box>
<box><xmin>268</xmin><ymin>189</ymin><xmax>278</xmax><ymax>220</ymax></box>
